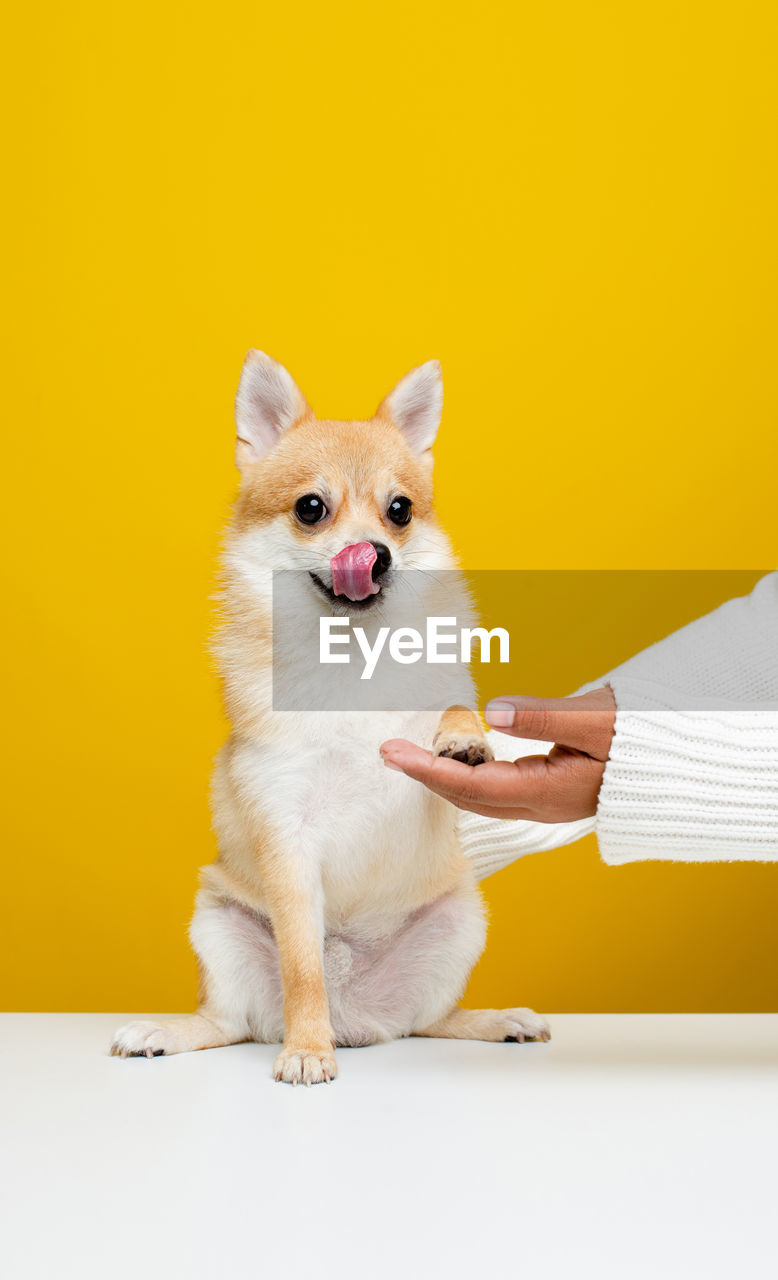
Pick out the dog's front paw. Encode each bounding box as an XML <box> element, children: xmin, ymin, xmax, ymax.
<box><xmin>433</xmin><ymin>734</ymin><xmax>495</xmax><ymax>767</ymax></box>
<box><xmin>110</xmin><ymin>1020</ymin><xmax>176</xmax><ymax>1058</ymax></box>
<box><xmin>273</xmin><ymin>1044</ymin><xmax>337</xmax><ymax>1086</ymax></box>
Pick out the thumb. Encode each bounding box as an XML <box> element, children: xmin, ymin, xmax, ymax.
<box><xmin>484</xmin><ymin>688</ymin><xmax>615</xmax><ymax>760</ymax></box>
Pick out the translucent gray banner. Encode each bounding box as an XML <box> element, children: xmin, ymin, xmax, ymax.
<box><xmin>271</xmin><ymin>569</ymin><xmax>776</xmax><ymax>712</ymax></box>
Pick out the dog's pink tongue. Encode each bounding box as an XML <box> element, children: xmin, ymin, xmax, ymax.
<box><xmin>330</xmin><ymin>542</ymin><xmax>380</xmax><ymax>601</ymax></box>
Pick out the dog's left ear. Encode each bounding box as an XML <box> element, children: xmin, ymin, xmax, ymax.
<box><xmin>234</xmin><ymin>350</ymin><xmax>310</xmax><ymax>470</ymax></box>
<box><xmin>377</xmin><ymin>360</ymin><xmax>443</xmax><ymax>454</ymax></box>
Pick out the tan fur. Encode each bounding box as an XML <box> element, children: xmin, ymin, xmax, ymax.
<box><xmin>234</xmin><ymin>415</ymin><xmax>435</xmax><ymax>535</ymax></box>
<box><xmin>254</xmin><ymin>843</ymin><xmax>335</xmax><ymax>1080</ymax></box>
<box><xmin>415</xmin><ymin>1007</ymin><xmax>551</xmax><ymax>1043</ymax></box>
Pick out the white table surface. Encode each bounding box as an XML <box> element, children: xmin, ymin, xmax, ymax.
<box><xmin>1</xmin><ymin>1014</ymin><xmax>776</xmax><ymax>1279</ymax></box>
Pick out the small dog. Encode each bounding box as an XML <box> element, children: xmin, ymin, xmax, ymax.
<box><xmin>111</xmin><ymin>352</ymin><xmax>549</xmax><ymax>1083</ymax></box>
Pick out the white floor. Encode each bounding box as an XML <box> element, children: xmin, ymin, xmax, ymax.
<box><xmin>1</xmin><ymin>1015</ymin><xmax>776</xmax><ymax>1279</ymax></box>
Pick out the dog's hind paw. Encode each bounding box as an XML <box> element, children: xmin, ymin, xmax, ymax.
<box><xmin>110</xmin><ymin>1013</ymin><xmax>240</xmax><ymax>1057</ymax></box>
<box><xmin>499</xmin><ymin>1008</ymin><xmax>551</xmax><ymax>1043</ymax></box>
<box><xmin>110</xmin><ymin>1020</ymin><xmax>175</xmax><ymax>1058</ymax></box>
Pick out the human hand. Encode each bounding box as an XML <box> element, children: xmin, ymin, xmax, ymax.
<box><xmin>380</xmin><ymin>688</ymin><xmax>616</xmax><ymax>822</ymax></box>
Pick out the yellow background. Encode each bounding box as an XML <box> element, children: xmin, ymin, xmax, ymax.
<box><xmin>2</xmin><ymin>2</ymin><xmax>777</xmax><ymax>1012</ymax></box>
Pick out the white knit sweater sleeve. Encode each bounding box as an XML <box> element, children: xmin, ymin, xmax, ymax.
<box><xmin>596</xmin><ymin>572</ymin><xmax>778</xmax><ymax>864</ymax></box>
<box><xmin>459</xmin><ymin>572</ymin><xmax>778</xmax><ymax>878</ymax></box>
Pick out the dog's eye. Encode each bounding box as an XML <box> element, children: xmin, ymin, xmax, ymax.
<box><xmin>295</xmin><ymin>494</ymin><xmax>328</xmax><ymax>525</ymax></box>
<box><xmin>387</xmin><ymin>496</ymin><xmax>413</xmax><ymax>526</ymax></box>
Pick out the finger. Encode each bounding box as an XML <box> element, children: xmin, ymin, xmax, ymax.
<box><xmin>484</xmin><ymin>688</ymin><xmax>615</xmax><ymax>759</ymax></box>
<box><xmin>380</xmin><ymin>740</ymin><xmax>556</xmax><ymax>811</ymax></box>
<box><xmin>381</xmin><ymin>740</ymin><xmax>605</xmax><ymax>821</ymax></box>
<box><xmin>380</xmin><ymin>741</ymin><xmax>482</xmax><ymax>798</ymax></box>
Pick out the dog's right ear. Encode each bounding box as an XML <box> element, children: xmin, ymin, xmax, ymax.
<box><xmin>234</xmin><ymin>350</ymin><xmax>310</xmax><ymax>469</ymax></box>
<box><xmin>377</xmin><ymin>360</ymin><xmax>443</xmax><ymax>455</ymax></box>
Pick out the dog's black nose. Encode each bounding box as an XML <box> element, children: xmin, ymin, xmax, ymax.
<box><xmin>370</xmin><ymin>542</ymin><xmax>392</xmax><ymax>580</ymax></box>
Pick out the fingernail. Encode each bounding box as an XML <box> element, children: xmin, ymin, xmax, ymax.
<box><xmin>382</xmin><ymin>757</ymin><xmax>405</xmax><ymax>772</ymax></box>
<box><xmin>485</xmin><ymin>699</ymin><xmax>515</xmax><ymax>728</ymax></box>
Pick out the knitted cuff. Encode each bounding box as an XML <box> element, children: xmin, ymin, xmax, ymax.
<box><xmin>459</xmin><ymin>808</ymin><xmax>595</xmax><ymax>881</ymax></box>
<box><xmin>457</xmin><ymin>728</ymin><xmax>595</xmax><ymax>881</ymax></box>
<box><xmin>596</xmin><ymin>677</ymin><xmax>778</xmax><ymax>864</ymax></box>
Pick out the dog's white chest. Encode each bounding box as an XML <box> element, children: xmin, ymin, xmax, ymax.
<box><xmin>241</xmin><ymin>710</ymin><xmax>453</xmax><ymax>911</ymax></box>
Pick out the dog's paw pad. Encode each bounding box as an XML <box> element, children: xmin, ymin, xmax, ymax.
<box><xmin>273</xmin><ymin>1046</ymin><xmax>337</xmax><ymax>1086</ymax></box>
<box><xmin>434</xmin><ymin>735</ymin><xmax>495</xmax><ymax>767</ymax></box>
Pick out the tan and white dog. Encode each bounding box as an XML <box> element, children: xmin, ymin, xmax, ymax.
<box><xmin>111</xmin><ymin>352</ymin><xmax>549</xmax><ymax>1084</ymax></box>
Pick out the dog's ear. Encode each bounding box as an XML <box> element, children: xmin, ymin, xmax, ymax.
<box><xmin>234</xmin><ymin>350</ymin><xmax>310</xmax><ymax>469</ymax></box>
<box><xmin>377</xmin><ymin>360</ymin><xmax>443</xmax><ymax>454</ymax></box>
